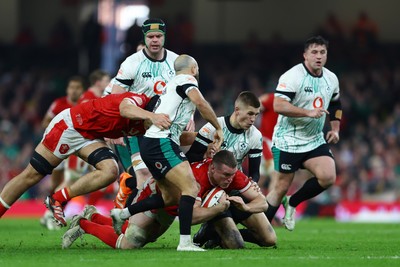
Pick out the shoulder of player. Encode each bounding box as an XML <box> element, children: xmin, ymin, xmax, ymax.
<box><xmin>229</xmin><ymin>171</ymin><xmax>251</xmax><ymax>191</ymax></box>
<box><xmin>121</xmin><ymin>92</ymin><xmax>148</xmax><ymax>106</ymax></box>
<box><xmin>282</xmin><ymin>63</ymin><xmax>304</xmax><ymax>76</ymax></box>
<box><xmin>278</xmin><ymin>64</ymin><xmax>304</xmax><ymax>86</ymax></box>
<box><xmin>174</xmin><ymin>74</ymin><xmax>198</xmax><ymax>86</ymax></box>
<box><xmin>322</xmin><ymin>67</ymin><xmax>339</xmax><ymax>84</ymax></box>
<box><xmin>120</xmin><ymin>51</ymin><xmax>144</xmax><ymax>67</ymax></box>
<box><xmin>247</xmin><ymin>125</ymin><xmax>262</xmax><ymax>136</ymax></box>
<box><xmin>56</xmin><ymin>96</ymin><xmax>68</xmax><ymax>102</ymax></box>
<box><xmin>165</xmin><ymin>49</ymin><xmax>179</xmax><ymax>60</ymax></box>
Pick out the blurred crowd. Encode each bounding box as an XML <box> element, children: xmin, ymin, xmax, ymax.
<box><xmin>0</xmin><ymin>12</ymin><xmax>399</xmax><ymax>204</ymax></box>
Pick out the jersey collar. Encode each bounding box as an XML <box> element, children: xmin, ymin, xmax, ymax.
<box><xmin>302</xmin><ymin>62</ymin><xmax>323</xmax><ymax>78</ymax></box>
<box><xmin>225</xmin><ymin>116</ymin><xmax>244</xmax><ymax>134</ymax></box>
<box><xmin>143</xmin><ymin>48</ymin><xmax>167</xmax><ymax>62</ymax></box>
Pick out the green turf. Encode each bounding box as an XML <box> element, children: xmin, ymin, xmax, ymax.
<box><xmin>0</xmin><ymin>217</ymin><xmax>399</xmax><ymax>267</ymax></box>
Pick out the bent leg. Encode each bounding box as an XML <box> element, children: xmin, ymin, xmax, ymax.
<box><xmin>265</xmin><ymin>171</ymin><xmax>295</xmax><ymax>221</ymax></box>
<box><xmin>290</xmin><ymin>156</ymin><xmax>336</xmax><ymax>207</ymax></box>
<box><xmin>214</xmin><ymin>217</ymin><xmax>244</xmax><ymax>249</ymax></box>
<box><xmin>67</xmin><ymin>142</ymin><xmax>119</xmax><ymax>198</ymax></box>
<box><xmin>241</xmin><ymin>212</ymin><xmax>277</xmax><ymax>247</ymax></box>
<box><xmin>0</xmin><ymin>143</ymin><xmax>62</xmax><ymax>215</ymax></box>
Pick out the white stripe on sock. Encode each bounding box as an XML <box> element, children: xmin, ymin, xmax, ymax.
<box><xmin>0</xmin><ymin>197</ymin><xmax>11</xmax><ymax>209</ymax></box>
<box><xmin>61</xmin><ymin>188</ymin><xmax>68</xmax><ymax>200</ymax></box>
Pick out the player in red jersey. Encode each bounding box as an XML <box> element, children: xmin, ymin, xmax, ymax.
<box><xmin>61</xmin><ymin>150</ymin><xmax>276</xmax><ymax>249</ymax></box>
<box><xmin>40</xmin><ymin>76</ymin><xmax>84</xmax><ymax>230</ymax></box>
<box><xmin>258</xmin><ymin>93</ymin><xmax>278</xmax><ymax>192</ymax></box>
<box><xmin>41</xmin><ymin>76</ymin><xmax>85</xmax><ymax>193</ymax></box>
<box><xmin>78</xmin><ymin>69</ymin><xmax>110</xmax><ymax>104</ymax></box>
<box><xmin>74</xmin><ymin>69</ymin><xmax>111</xmax><ymax>206</ymax></box>
<box><xmin>0</xmin><ymin>92</ymin><xmax>171</xmax><ymax>227</ymax></box>
<box><xmin>42</xmin><ymin>76</ymin><xmax>85</xmax><ymax>128</ymax></box>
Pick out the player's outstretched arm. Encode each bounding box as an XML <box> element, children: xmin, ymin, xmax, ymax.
<box><xmin>119</xmin><ymin>98</ymin><xmax>171</xmax><ymax>129</ymax></box>
<box><xmin>228</xmin><ymin>185</ymin><xmax>268</xmax><ymax>213</ymax></box>
<box><xmin>187</xmin><ymin>88</ymin><xmax>223</xmax><ymax>148</ymax></box>
<box><xmin>274</xmin><ymin>96</ymin><xmax>328</xmax><ymax>118</ymax></box>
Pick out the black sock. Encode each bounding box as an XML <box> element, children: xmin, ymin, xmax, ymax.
<box><xmin>127</xmin><ymin>194</ymin><xmax>164</xmax><ymax>215</ymax></box>
<box><xmin>124</xmin><ymin>176</ymin><xmax>137</xmax><ymax>190</ymax></box>
<box><xmin>179</xmin><ymin>195</ymin><xmax>195</xmax><ymax>235</ymax></box>
<box><xmin>289</xmin><ymin>177</ymin><xmax>326</xmax><ymax>207</ymax></box>
<box><xmin>239</xmin><ymin>229</ymin><xmax>259</xmax><ymax>245</ymax></box>
<box><xmin>124</xmin><ymin>188</ymin><xmax>138</xmax><ymax>207</ymax></box>
<box><xmin>265</xmin><ymin>201</ymin><xmax>279</xmax><ymax>222</ymax></box>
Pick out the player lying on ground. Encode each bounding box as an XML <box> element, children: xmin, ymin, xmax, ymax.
<box><xmin>62</xmin><ymin>150</ymin><xmax>276</xmax><ymax>249</ymax></box>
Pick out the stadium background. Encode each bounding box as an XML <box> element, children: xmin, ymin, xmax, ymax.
<box><xmin>0</xmin><ymin>0</ymin><xmax>399</xmax><ymax>222</ymax></box>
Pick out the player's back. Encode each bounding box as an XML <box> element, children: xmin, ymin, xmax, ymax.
<box><xmin>145</xmin><ymin>74</ymin><xmax>197</xmax><ymax>144</ymax></box>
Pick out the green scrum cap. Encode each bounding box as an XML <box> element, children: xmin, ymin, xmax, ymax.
<box><xmin>142</xmin><ymin>18</ymin><xmax>166</xmax><ymax>35</ymax></box>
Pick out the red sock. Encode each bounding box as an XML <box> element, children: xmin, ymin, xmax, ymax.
<box><xmin>91</xmin><ymin>213</ymin><xmax>129</xmax><ymax>234</ymax></box>
<box><xmin>91</xmin><ymin>213</ymin><xmax>113</xmax><ymax>226</ymax></box>
<box><xmin>0</xmin><ymin>201</ymin><xmax>9</xmax><ymax>217</ymax></box>
<box><xmin>52</xmin><ymin>187</ymin><xmax>71</xmax><ymax>203</ymax></box>
<box><xmin>80</xmin><ymin>219</ymin><xmax>118</xmax><ymax>248</ymax></box>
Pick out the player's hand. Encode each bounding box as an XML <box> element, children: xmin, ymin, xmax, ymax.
<box><xmin>250</xmin><ymin>180</ymin><xmax>262</xmax><ymax>193</ymax></box>
<box><xmin>326</xmin><ymin>130</ymin><xmax>340</xmax><ymax>144</ymax></box>
<box><xmin>308</xmin><ymin>108</ymin><xmax>329</xmax><ymax>119</ymax></box>
<box><xmin>105</xmin><ymin>137</ymin><xmax>126</xmax><ymax>146</ymax></box>
<box><xmin>216</xmin><ymin>193</ymin><xmax>230</xmax><ymax>211</ymax></box>
<box><xmin>226</xmin><ymin>196</ymin><xmax>248</xmax><ymax>212</ymax></box>
<box><xmin>185</xmin><ymin>118</ymin><xmax>195</xmax><ymax>132</ymax></box>
<box><xmin>213</xmin><ymin>129</ymin><xmax>224</xmax><ymax>150</ymax></box>
<box><xmin>151</xmin><ymin>113</ymin><xmax>171</xmax><ymax>130</ymax></box>
<box><xmin>205</xmin><ymin>142</ymin><xmax>219</xmax><ymax>158</ymax></box>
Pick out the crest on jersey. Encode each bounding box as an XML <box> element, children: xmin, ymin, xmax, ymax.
<box><xmin>59</xmin><ymin>144</ymin><xmax>70</xmax><ymax>154</ymax></box>
<box><xmin>238</xmin><ymin>142</ymin><xmax>248</xmax><ymax>152</ymax></box>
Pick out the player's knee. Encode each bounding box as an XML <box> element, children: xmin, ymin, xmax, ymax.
<box><xmin>318</xmin><ymin>174</ymin><xmax>336</xmax><ymax>188</ymax></box>
<box><xmin>187</xmin><ymin>177</ymin><xmax>200</xmax><ymax>197</ymax></box>
<box><xmin>258</xmin><ymin>232</ymin><xmax>277</xmax><ymax>247</ymax></box>
<box><xmin>220</xmin><ymin>228</ymin><xmax>245</xmax><ymax>249</ymax></box>
<box><xmin>88</xmin><ymin>147</ymin><xmax>119</xmax><ymax>179</ymax></box>
<box><xmin>88</xmin><ymin>147</ymin><xmax>118</xmax><ymax>168</ymax></box>
<box><xmin>29</xmin><ymin>151</ymin><xmax>55</xmax><ymax>176</ymax></box>
<box><xmin>121</xmin><ymin>224</ymin><xmax>148</xmax><ymax>249</ymax></box>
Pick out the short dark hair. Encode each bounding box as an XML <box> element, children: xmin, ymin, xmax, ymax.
<box><xmin>89</xmin><ymin>69</ymin><xmax>109</xmax><ymax>86</ymax></box>
<box><xmin>235</xmin><ymin>91</ymin><xmax>260</xmax><ymax>108</ymax></box>
<box><xmin>304</xmin><ymin>35</ymin><xmax>329</xmax><ymax>51</ymax></box>
<box><xmin>212</xmin><ymin>150</ymin><xmax>237</xmax><ymax>169</ymax></box>
<box><xmin>68</xmin><ymin>75</ymin><xmax>85</xmax><ymax>87</ymax></box>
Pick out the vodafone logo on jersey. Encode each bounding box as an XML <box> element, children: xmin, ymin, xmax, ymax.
<box><xmin>313</xmin><ymin>97</ymin><xmax>324</xmax><ymax>108</ymax></box>
<box><xmin>153</xmin><ymin>81</ymin><xmax>166</xmax><ymax>95</ymax></box>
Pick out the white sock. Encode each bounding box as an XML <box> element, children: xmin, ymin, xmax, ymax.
<box><xmin>179</xmin><ymin>235</ymin><xmax>191</xmax><ymax>246</ymax></box>
<box><xmin>120</xmin><ymin>208</ymin><xmax>131</xmax><ymax>219</ymax></box>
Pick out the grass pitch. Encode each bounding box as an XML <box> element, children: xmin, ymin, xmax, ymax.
<box><xmin>0</xmin><ymin>217</ymin><xmax>399</xmax><ymax>267</ymax></box>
